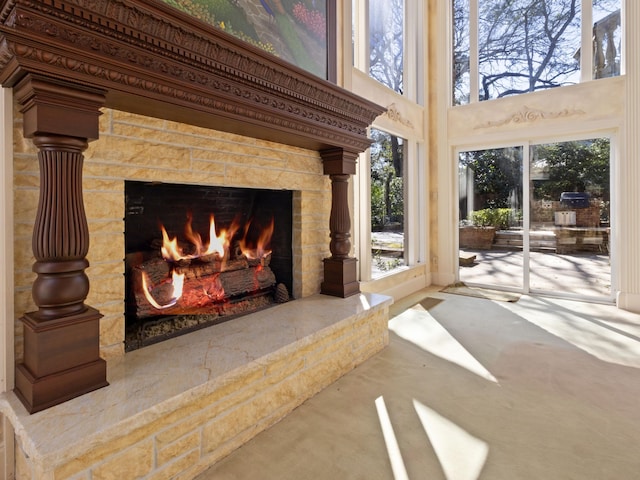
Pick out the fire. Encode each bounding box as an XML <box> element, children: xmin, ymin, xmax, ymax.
<box><xmin>141</xmin><ymin>270</ymin><xmax>185</xmax><ymax>310</ymax></box>
<box><xmin>160</xmin><ymin>214</ymin><xmax>239</xmax><ymax>262</ymax></box>
<box><xmin>144</xmin><ymin>213</ymin><xmax>275</xmax><ymax>310</ymax></box>
<box><xmin>239</xmin><ymin>217</ymin><xmax>274</xmax><ymax>260</ymax></box>
<box><xmin>160</xmin><ymin>214</ymin><xmax>272</xmax><ymax>263</ymax></box>
<box><xmin>202</xmin><ymin>215</ymin><xmax>241</xmax><ymax>258</ymax></box>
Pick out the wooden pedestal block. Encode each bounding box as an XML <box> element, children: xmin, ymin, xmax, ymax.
<box><xmin>14</xmin><ymin>307</ymin><xmax>108</xmax><ymax>413</ymax></box>
<box><xmin>321</xmin><ymin>257</ymin><xmax>360</xmax><ymax>298</ymax></box>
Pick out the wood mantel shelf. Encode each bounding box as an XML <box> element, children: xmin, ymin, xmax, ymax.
<box><xmin>0</xmin><ymin>0</ymin><xmax>384</xmax><ymax>412</ymax></box>
<box><xmin>0</xmin><ymin>0</ymin><xmax>383</xmax><ymax>153</ymax></box>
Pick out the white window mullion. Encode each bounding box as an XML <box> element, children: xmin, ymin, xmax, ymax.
<box><xmin>470</xmin><ymin>0</ymin><xmax>479</xmax><ymax>103</ymax></box>
<box><xmin>581</xmin><ymin>0</ymin><xmax>593</xmax><ymax>82</ymax></box>
<box><xmin>522</xmin><ymin>144</ymin><xmax>531</xmax><ymax>293</ymax></box>
<box><xmin>353</xmin><ymin>0</ymin><xmax>369</xmax><ymax>72</ymax></box>
<box><xmin>358</xmin><ymin>146</ymin><xmax>373</xmax><ymax>282</ymax></box>
<box><xmin>404</xmin><ymin>0</ymin><xmax>417</xmax><ymax>102</ymax></box>
<box><xmin>405</xmin><ymin>140</ymin><xmax>419</xmax><ymax>266</ymax></box>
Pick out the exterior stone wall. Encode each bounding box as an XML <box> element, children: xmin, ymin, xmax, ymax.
<box><xmin>531</xmin><ymin>200</ymin><xmax>602</xmax><ymax>227</ymax></box>
<box><xmin>13</xmin><ymin>108</ymin><xmax>331</xmax><ymax>361</ymax></box>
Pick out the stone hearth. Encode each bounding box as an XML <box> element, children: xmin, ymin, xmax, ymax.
<box><xmin>1</xmin><ymin>293</ymin><xmax>391</xmax><ymax>478</ymax></box>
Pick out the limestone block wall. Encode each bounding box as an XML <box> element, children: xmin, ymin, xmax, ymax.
<box><xmin>12</xmin><ymin>108</ymin><xmax>331</xmax><ymax>361</ymax></box>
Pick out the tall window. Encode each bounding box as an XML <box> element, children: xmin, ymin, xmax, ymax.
<box><xmin>370</xmin><ymin>129</ymin><xmax>406</xmax><ymax>278</ymax></box>
<box><xmin>453</xmin><ymin>0</ymin><xmax>622</xmax><ymax>104</ymax></box>
<box><xmin>352</xmin><ymin>0</ymin><xmax>423</xmax><ymax>283</ymax></box>
<box><xmin>369</xmin><ymin>0</ymin><xmax>404</xmax><ymax>93</ymax></box>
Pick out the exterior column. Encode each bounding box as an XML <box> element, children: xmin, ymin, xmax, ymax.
<box><xmin>320</xmin><ymin>148</ymin><xmax>360</xmax><ymax>297</ymax></box>
<box><xmin>13</xmin><ymin>76</ymin><xmax>108</xmax><ymax>413</ymax></box>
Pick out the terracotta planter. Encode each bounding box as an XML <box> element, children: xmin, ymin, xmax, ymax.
<box><xmin>459</xmin><ymin>226</ymin><xmax>496</xmax><ymax>250</ymax></box>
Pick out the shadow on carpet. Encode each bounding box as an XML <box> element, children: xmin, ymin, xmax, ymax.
<box><xmin>440</xmin><ymin>282</ymin><xmax>521</xmax><ymax>302</ymax></box>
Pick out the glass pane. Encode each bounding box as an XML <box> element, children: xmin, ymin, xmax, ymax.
<box><xmin>529</xmin><ymin>139</ymin><xmax>611</xmax><ymax>297</ymax></box>
<box><xmin>478</xmin><ymin>0</ymin><xmax>580</xmax><ymax>100</ymax></box>
<box><xmin>453</xmin><ymin>0</ymin><xmax>470</xmax><ymax>105</ymax></box>
<box><xmin>371</xmin><ymin>129</ymin><xmax>406</xmax><ymax>279</ymax></box>
<box><xmin>592</xmin><ymin>0</ymin><xmax>621</xmax><ymax>79</ymax></box>
<box><xmin>458</xmin><ymin>147</ymin><xmax>523</xmax><ymax>289</ymax></box>
<box><xmin>369</xmin><ymin>0</ymin><xmax>404</xmax><ymax>93</ymax></box>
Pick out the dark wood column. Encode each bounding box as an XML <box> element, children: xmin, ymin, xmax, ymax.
<box><xmin>320</xmin><ymin>148</ymin><xmax>360</xmax><ymax>298</ymax></box>
<box><xmin>13</xmin><ymin>76</ymin><xmax>108</xmax><ymax>413</ymax></box>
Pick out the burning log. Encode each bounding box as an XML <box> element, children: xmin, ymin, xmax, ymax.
<box><xmin>128</xmin><ymin>211</ymin><xmax>278</xmax><ymax>319</ymax></box>
<box><xmin>131</xmin><ymin>256</ymin><xmax>276</xmax><ymax>318</ymax></box>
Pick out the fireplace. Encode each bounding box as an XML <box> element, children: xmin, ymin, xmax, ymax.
<box><xmin>124</xmin><ymin>181</ymin><xmax>293</xmax><ymax>351</ymax></box>
<box><xmin>0</xmin><ymin>0</ymin><xmax>391</xmax><ymax>476</ymax></box>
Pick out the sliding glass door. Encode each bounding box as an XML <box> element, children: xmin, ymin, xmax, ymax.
<box><xmin>458</xmin><ymin>138</ymin><xmax>612</xmax><ymax>301</ymax></box>
<box><xmin>528</xmin><ymin>139</ymin><xmax>611</xmax><ymax>298</ymax></box>
<box><xmin>458</xmin><ymin>146</ymin><xmax>523</xmax><ymax>290</ymax></box>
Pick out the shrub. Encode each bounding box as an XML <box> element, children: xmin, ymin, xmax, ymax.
<box><xmin>469</xmin><ymin>208</ymin><xmax>511</xmax><ymax>229</ymax></box>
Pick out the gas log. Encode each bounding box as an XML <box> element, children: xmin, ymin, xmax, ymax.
<box><xmin>129</xmin><ymin>251</ymin><xmax>276</xmax><ymax>319</ymax></box>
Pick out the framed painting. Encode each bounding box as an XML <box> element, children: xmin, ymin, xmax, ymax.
<box><xmin>162</xmin><ymin>0</ymin><xmax>335</xmax><ymax>81</ymax></box>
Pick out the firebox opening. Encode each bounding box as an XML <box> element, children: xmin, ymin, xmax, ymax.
<box><xmin>124</xmin><ymin>180</ymin><xmax>293</xmax><ymax>352</ymax></box>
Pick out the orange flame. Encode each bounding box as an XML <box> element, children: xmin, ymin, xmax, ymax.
<box><xmin>160</xmin><ymin>214</ymin><xmax>240</xmax><ymax>262</ymax></box>
<box><xmin>160</xmin><ymin>225</ymin><xmax>186</xmax><ymax>262</ymax></box>
<box><xmin>141</xmin><ymin>270</ymin><xmax>185</xmax><ymax>309</ymax></box>
<box><xmin>160</xmin><ymin>214</ymin><xmax>273</xmax><ymax>263</ymax></box>
<box><xmin>239</xmin><ymin>217</ymin><xmax>274</xmax><ymax>260</ymax></box>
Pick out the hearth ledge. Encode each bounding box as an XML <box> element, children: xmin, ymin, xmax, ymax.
<box><xmin>1</xmin><ymin>292</ymin><xmax>391</xmax><ymax>479</ymax></box>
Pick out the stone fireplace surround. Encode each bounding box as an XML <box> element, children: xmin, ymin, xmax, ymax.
<box><xmin>0</xmin><ymin>0</ymin><xmax>390</xmax><ymax>477</ymax></box>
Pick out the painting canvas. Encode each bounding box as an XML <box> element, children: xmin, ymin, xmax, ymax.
<box><xmin>163</xmin><ymin>0</ymin><xmax>329</xmax><ymax>79</ymax></box>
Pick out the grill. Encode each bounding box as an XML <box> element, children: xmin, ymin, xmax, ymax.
<box><xmin>560</xmin><ymin>192</ymin><xmax>591</xmax><ymax>209</ymax></box>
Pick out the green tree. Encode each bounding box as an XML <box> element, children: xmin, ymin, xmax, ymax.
<box><xmin>453</xmin><ymin>0</ymin><xmax>621</xmax><ymax>103</ymax></box>
<box><xmin>459</xmin><ymin>148</ymin><xmax>522</xmax><ymax>209</ymax></box>
<box><xmin>534</xmin><ymin>139</ymin><xmax>610</xmax><ymax>200</ymax></box>
<box><xmin>370</xmin><ymin>129</ymin><xmax>404</xmax><ymax>230</ymax></box>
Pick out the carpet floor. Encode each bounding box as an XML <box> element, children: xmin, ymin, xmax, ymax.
<box><xmin>196</xmin><ymin>287</ymin><xmax>640</xmax><ymax>479</ymax></box>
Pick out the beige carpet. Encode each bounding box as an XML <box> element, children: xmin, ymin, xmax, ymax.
<box><xmin>440</xmin><ymin>281</ymin><xmax>521</xmax><ymax>302</ymax></box>
<box><xmin>196</xmin><ymin>289</ymin><xmax>640</xmax><ymax>479</ymax></box>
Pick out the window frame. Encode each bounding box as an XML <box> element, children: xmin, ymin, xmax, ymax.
<box><xmin>457</xmin><ymin>0</ymin><xmax>623</xmax><ymax>105</ymax></box>
<box><xmin>350</xmin><ymin>0</ymin><xmax>427</xmax><ymax>284</ymax></box>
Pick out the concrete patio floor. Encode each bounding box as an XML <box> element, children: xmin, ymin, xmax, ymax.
<box><xmin>459</xmin><ymin>249</ymin><xmax>612</xmax><ymax>300</ymax></box>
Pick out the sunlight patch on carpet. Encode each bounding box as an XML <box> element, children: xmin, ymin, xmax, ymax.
<box><xmin>390</xmin><ymin>308</ymin><xmax>499</xmax><ymax>383</ymax></box>
<box><xmin>414</xmin><ymin>399</ymin><xmax>489</xmax><ymax>480</ymax></box>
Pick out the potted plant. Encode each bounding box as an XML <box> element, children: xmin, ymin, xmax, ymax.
<box><xmin>459</xmin><ymin>208</ymin><xmax>511</xmax><ymax>250</ymax></box>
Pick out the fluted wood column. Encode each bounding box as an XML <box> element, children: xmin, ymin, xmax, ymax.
<box><xmin>13</xmin><ymin>76</ymin><xmax>108</xmax><ymax>413</ymax></box>
<box><xmin>320</xmin><ymin>148</ymin><xmax>360</xmax><ymax>297</ymax></box>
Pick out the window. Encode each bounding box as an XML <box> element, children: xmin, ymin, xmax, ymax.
<box><xmin>370</xmin><ymin>129</ymin><xmax>406</xmax><ymax>278</ymax></box>
<box><xmin>453</xmin><ymin>0</ymin><xmax>622</xmax><ymax>104</ymax></box>
<box><xmin>369</xmin><ymin>0</ymin><xmax>404</xmax><ymax>93</ymax></box>
<box><xmin>351</xmin><ymin>0</ymin><xmax>425</xmax><ymax>283</ymax></box>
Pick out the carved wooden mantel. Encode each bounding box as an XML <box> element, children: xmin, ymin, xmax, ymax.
<box><xmin>0</xmin><ymin>0</ymin><xmax>384</xmax><ymax>413</ymax></box>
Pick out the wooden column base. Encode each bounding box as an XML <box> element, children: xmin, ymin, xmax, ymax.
<box><xmin>321</xmin><ymin>257</ymin><xmax>360</xmax><ymax>298</ymax></box>
<box><xmin>14</xmin><ymin>307</ymin><xmax>108</xmax><ymax>414</ymax></box>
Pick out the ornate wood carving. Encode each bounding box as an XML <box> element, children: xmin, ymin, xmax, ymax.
<box><xmin>0</xmin><ymin>0</ymin><xmax>384</xmax><ymax>152</ymax></box>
